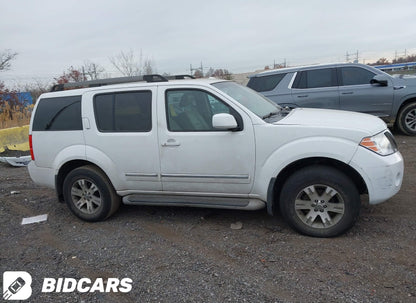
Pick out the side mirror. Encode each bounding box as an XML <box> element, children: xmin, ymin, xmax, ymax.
<box><xmin>370</xmin><ymin>74</ymin><xmax>389</xmax><ymax>86</ymax></box>
<box><xmin>212</xmin><ymin>113</ymin><xmax>238</xmax><ymax>130</ymax></box>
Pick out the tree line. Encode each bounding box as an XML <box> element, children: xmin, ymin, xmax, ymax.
<box><xmin>0</xmin><ymin>49</ymin><xmax>233</xmax><ymax>97</ymax></box>
<box><xmin>369</xmin><ymin>54</ymin><xmax>416</xmax><ymax>66</ymax></box>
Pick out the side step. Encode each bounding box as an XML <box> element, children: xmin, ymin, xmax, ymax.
<box><xmin>122</xmin><ymin>194</ymin><xmax>265</xmax><ymax>211</ymax></box>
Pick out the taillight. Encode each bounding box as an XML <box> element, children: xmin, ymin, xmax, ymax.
<box><xmin>29</xmin><ymin>134</ymin><xmax>35</xmax><ymax>160</ymax></box>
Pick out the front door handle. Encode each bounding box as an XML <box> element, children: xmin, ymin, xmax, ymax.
<box><xmin>162</xmin><ymin>139</ymin><xmax>181</xmax><ymax>147</ymax></box>
<box><xmin>297</xmin><ymin>95</ymin><xmax>308</xmax><ymax>98</ymax></box>
<box><xmin>341</xmin><ymin>92</ymin><xmax>354</xmax><ymax>95</ymax></box>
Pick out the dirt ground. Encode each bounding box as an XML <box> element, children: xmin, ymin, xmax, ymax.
<box><xmin>0</xmin><ymin>132</ymin><xmax>415</xmax><ymax>303</ymax></box>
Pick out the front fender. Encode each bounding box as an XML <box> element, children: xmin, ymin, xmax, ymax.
<box><xmin>393</xmin><ymin>92</ymin><xmax>416</xmax><ymax>116</ymax></box>
<box><xmin>252</xmin><ymin>136</ymin><xmax>360</xmax><ymax>202</ymax></box>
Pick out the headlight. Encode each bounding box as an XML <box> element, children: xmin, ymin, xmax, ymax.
<box><xmin>359</xmin><ymin>131</ymin><xmax>398</xmax><ymax>156</ymax></box>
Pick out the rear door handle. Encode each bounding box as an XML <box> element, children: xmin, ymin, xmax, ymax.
<box><xmin>162</xmin><ymin>139</ymin><xmax>181</xmax><ymax>147</ymax></box>
<box><xmin>297</xmin><ymin>95</ymin><xmax>308</xmax><ymax>98</ymax></box>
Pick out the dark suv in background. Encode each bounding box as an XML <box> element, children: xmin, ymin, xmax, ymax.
<box><xmin>247</xmin><ymin>63</ymin><xmax>416</xmax><ymax>135</ymax></box>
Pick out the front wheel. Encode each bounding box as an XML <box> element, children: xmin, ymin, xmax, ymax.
<box><xmin>279</xmin><ymin>166</ymin><xmax>360</xmax><ymax>237</ymax></box>
<box><xmin>63</xmin><ymin>165</ymin><xmax>120</xmax><ymax>221</ymax></box>
<box><xmin>396</xmin><ymin>102</ymin><xmax>416</xmax><ymax>135</ymax></box>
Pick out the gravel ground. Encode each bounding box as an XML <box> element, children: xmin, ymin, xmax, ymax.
<box><xmin>0</xmin><ymin>132</ymin><xmax>415</xmax><ymax>303</ymax></box>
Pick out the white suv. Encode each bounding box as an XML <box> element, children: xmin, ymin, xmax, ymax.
<box><xmin>28</xmin><ymin>75</ymin><xmax>404</xmax><ymax>237</ymax></box>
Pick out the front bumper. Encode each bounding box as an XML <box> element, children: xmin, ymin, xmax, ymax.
<box><xmin>349</xmin><ymin>148</ymin><xmax>404</xmax><ymax>204</ymax></box>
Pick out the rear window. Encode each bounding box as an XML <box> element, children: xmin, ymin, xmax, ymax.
<box><xmin>94</xmin><ymin>91</ymin><xmax>152</xmax><ymax>132</ymax></box>
<box><xmin>292</xmin><ymin>68</ymin><xmax>337</xmax><ymax>89</ymax></box>
<box><xmin>247</xmin><ymin>73</ymin><xmax>286</xmax><ymax>92</ymax></box>
<box><xmin>32</xmin><ymin>96</ymin><xmax>82</xmax><ymax>131</ymax></box>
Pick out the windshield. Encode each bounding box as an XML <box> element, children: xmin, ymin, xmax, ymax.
<box><xmin>212</xmin><ymin>81</ymin><xmax>281</xmax><ymax>118</ymax></box>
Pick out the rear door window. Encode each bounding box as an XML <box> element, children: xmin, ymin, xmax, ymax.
<box><xmin>292</xmin><ymin>68</ymin><xmax>338</xmax><ymax>89</ymax></box>
<box><xmin>94</xmin><ymin>91</ymin><xmax>152</xmax><ymax>132</ymax></box>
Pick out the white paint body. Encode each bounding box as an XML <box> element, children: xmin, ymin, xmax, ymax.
<box><xmin>28</xmin><ymin>79</ymin><xmax>404</xmax><ymax>211</ymax></box>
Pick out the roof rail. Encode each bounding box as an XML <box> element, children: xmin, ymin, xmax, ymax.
<box><xmin>165</xmin><ymin>74</ymin><xmax>195</xmax><ymax>80</ymax></box>
<box><xmin>49</xmin><ymin>74</ymin><xmax>194</xmax><ymax>92</ymax></box>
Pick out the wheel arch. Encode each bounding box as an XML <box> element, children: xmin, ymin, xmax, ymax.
<box><xmin>397</xmin><ymin>97</ymin><xmax>416</xmax><ymax>116</ymax></box>
<box><xmin>395</xmin><ymin>98</ymin><xmax>416</xmax><ymax>134</ymax></box>
<box><xmin>267</xmin><ymin>157</ymin><xmax>367</xmax><ymax>215</ymax></box>
<box><xmin>55</xmin><ymin>160</ymin><xmax>110</xmax><ymax>202</ymax></box>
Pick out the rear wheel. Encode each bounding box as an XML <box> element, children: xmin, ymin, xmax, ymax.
<box><xmin>279</xmin><ymin>166</ymin><xmax>360</xmax><ymax>237</ymax></box>
<box><xmin>396</xmin><ymin>102</ymin><xmax>416</xmax><ymax>135</ymax></box>
<box><xmin>63</xmin><ymin>165</ymin><xmax>120</xmax><ymax>221</ymax></box>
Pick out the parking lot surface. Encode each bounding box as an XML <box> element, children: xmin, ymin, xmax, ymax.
<box><xmin>1</xmin><ymin>132</ymin><xmax>415</xmax><ymax>303</ymax></box>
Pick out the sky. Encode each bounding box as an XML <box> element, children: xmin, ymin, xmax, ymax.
<box><xmin>1</xmin><ymin>0</ymin><xmax>416</xmax><ymax>87</ymax></box>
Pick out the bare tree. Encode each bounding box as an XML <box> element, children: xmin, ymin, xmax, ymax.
<box><xmin>205</xmin><ymin>67</ymin><xmax>214</xmax><ymax>78</ymax></box>
<box><xmin>54</xmin><ymin>66</ymin><xmax>86</xmax><ymax>84</ymax></box>
<box><xmin>109</xmin><ymin>50</ymin><xmax>142</xmax><ymax>76</ymax></box>
<box><xmin>212</xmin><ymin>69</ymin><xmax>233</xmax><ymax>80</ymax></box>
<box><xmin>82</xmin><ymin>60</ymin><xmax>105</xmax><ymax>80</ymax></box>
<box><xmin>0</xmin><ymin>49</ymin><xmax>18</xmax><ymax>72</ymax></box>
<box><xmin>193</xmin><ymin>69</ymin><xmax>203</xmax><ymax>78</ymax></box>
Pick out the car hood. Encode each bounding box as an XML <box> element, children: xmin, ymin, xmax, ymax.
<box><xmin>276</xmin><ymin>108</ymin><xmax>387</xmax><ymax>135</ymax></box>
<box><xmin>393</xmin><ymin>75</ymin><xmax>416</xmax><ymax>87</ymax></box>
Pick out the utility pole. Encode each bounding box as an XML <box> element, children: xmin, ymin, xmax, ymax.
<box><xmin>394</xmin><ymin>49</ymin><xmax>408</xmax><ymax>62</ymax></box>
<box><xmin>346</xmin><ymin>50</ymin><xmax>359</xmax><ymax>63</ymax></box>
<box><xmin>190</xmin><ymin>62</ymin><xmax>204</xmax><ymax>76</ymax></box>
<box><xmin>273</xmin><ymin>59</ymin><xmax>286</xmax><ymax>69</ymax></box>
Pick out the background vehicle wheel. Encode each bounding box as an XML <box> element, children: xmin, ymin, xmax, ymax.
<box><xmin>279</xmin><ymin>165</ymin><xmax>360</xmax><ymax>237</ymax></box>
<box><xmin>63</xmin><ymin>165</ymin><xmax>120</xmax><ymax>221</ymax></box>
<box><xmin>396</xmin><ymin>102</ymin><xmax>416</xmax><ymax>135</ymax></box>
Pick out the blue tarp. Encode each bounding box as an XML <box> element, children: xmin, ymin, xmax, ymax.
<box><xmin>0</xmin><ymin>92</ymin><xmax>33</xmax><ymax>106</ymax></box>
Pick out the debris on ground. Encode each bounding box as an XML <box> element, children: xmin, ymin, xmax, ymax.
<box><xmin>21</xmin><ymin>214</ymin><xmax>48</xmax><ymax>225</ymax></box>
<box><xmin>230</xmin><ymin>221</ymin><xmax>243</xmax><ymax>230</ymax></box>
<box><xmin>0</xmin><ymin>156</ymin><xmax>31</xmax><ymax>167</ymax></box>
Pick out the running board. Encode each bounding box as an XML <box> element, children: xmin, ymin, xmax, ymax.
<box><xmin>122</xmin><ymin>194</ymin><xmax>265</xmax><ymax>210</ymax></box>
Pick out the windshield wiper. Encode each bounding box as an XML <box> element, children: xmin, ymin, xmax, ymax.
<box><xmin>262</xmin><ymin>110</ymin><xmax>280</xmax><ymax>120</ymax></box>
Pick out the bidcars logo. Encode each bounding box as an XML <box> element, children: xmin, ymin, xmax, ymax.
<box><xmin>41</xmin><ymin>277</ymin><xmax>133</xmax><ymax>293</ymax></box>
<box><xmin>2</xmin><ymin>271</ymin><xmax>132</xmax><ymax>300</ymax></box>
<box><xmin>3</xmin><ymin>271</ymin><xmax>32</xmax><ymax>300</ymax></box>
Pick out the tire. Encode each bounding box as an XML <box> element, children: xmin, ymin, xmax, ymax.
<box><xmin>396</xmin><ymin>102</ymin><xmax>416</xmax><ymax>135</ymax></box>
<box><xmin>279</xmin><ymin>165</ymin><xmax>360</xmax><ymax>237</ymax></box>
<box><xmin>63</xmin><ymin>165</ymin><xmax>120</xmax><ymax>221</ymax></box>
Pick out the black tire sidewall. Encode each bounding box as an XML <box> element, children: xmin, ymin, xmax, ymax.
<box><xmin>279</xmin><ymin>166</ymin><xmax>360</xmax><ymax>237</ymax></box>
<box><xmin>63</xmin><ymin>166</ymin><xmax>114</xmax><ymax>222</ymax></box>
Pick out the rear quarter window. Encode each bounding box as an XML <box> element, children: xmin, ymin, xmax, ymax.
<box><xmin>247</xmin><ymin>73</ymin><xmax>286</xmax><ymax>92</ymax></box>
<box><xmin>32</xmin><ymin>96</ymin><xmax>82</xmax><ymax>131</ymax></box>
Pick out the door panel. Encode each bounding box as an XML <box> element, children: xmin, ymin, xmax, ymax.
<box><xmin>291</xmin><ymin>87</ymin><xmax>340</xmax><ymax>109</ymax></box>
<box><xmin>338</xmin><ymin>67</ymin><xmax>394</xmax><ymax>117</ymax></box>
<box><xmin>291</xmin><ymin>68</ymin><xmax>340</xmax><ymax>109</ymax></box>
<box><xmin>158</xmin><ymin>87</ymin><xmax>255</xmax><ymax>194</ymax></box>
<box><xmin>83</xmin><ymin>88</ymin><xmax>161</xmax><ymax>191</ymax></box>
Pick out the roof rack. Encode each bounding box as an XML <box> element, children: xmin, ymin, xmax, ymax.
<box><xmin>50</xmin><ymin>74</ymin><xmax>196</xmax><ymax>92</ymax></box>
